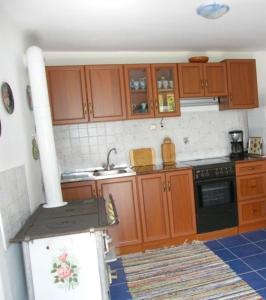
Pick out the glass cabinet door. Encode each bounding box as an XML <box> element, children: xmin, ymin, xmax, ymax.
<box><xmin>152</xmin><ymin>64</ymin><xmax>180</xmax><ymax>117</ymax></box>
<box><xmin>124</xmin><ymin>64</ymin><xmax>154</xmax><ymax>119</ymax></box>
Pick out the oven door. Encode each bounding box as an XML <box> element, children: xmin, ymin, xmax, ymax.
<box><xmin>194</xmin><ymin>176</ymin><xmax>238</xmax><ymax>233</ymax></box>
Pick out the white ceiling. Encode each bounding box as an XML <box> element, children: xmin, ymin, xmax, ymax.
<box><xmin>2</xmin><ymin>0</ymin><xmax>266</xmax><ymax>51</ymax></box>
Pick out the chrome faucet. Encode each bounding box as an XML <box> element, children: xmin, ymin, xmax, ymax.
<box><xmin>105</xmin><ymin>148</ymin><xmax>117</xmax><ymax>170</ymax></box>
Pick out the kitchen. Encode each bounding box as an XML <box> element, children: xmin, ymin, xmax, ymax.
<box><xmin>2</xmin><ymin>0</ymin><xmax>266</xmax><ymax>299</ymax></box>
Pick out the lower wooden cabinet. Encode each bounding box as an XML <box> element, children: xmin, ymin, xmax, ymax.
<box><xmin>96</xmin><ymin>177</ymin><xmax>142</xmax><ymax>248</ymax></box>
<box><xmin>61</xmin><ymin>180</ymin><xmax>97</xmax><ymax>201</ymax></box>
<box><xmin>137</xmin><ymin>169</ymin><xmax>196</xmax><ymax>244</ymax></box>
<box><xmin>236</xmin><ymin>161</ymin><xmax>266</xmax><ymax>230</ymax></box>
<box><xmin>137</xmin><ymin>173</ymin><xmax>170</xmax><ymax>242</ymax></box>
<box><xmin>61</xmin><ymin>177</ymin><xmax>142</xmax><ymax>249</ymax></box>
<box><xmin>238</xmin><ymin>199</ymin><xmax>266</xmax><ymax>225</ymax></box>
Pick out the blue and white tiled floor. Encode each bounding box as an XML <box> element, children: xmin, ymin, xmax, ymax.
<box><xmin>109</xmin><ymin>229</ymin><xmax>266</xmax><ymax>299</ymax></box>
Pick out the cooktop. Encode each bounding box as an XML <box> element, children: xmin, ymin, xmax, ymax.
<box><xmin>182</xmin><ymin>156</ymin><xmax>232</xmax><ymax>167</ymax></box>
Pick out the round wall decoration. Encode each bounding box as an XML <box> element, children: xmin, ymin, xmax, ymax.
<box><xmin>1</xmin><ymin>82</ymin><xmax>14</xmax><ymax>114</ymax></box>
<box><xmin>26</xmin><ymin>85</ymin><xmax>33</xmax><ymax>111</ymax></box>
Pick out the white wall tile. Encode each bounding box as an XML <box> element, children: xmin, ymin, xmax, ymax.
<box><xmin>54</xmin><ymin>110</ymin><xmax>249</xmax><ymax>171</ymax></box>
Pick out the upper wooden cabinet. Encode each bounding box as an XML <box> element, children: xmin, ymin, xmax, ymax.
<box><xmin>178</xmin><ymin>63</ymin><xmax>228</xmax><ymax>98</ymax></box>
<box><xmin>85</xmin><ymin>65</ymin><xmax>127</xmax><ymax>122</ymax></box>
<box><xmin>219</xmin><ymin>59</ymin><xmax>259</xmax><ymax>110</ymax></box>
<box><xmin>124</xmin><ymin>64</ymin><xmax>154</xmax><ymax>119</ymax></box>
<box><xmin>124</xmin><ymin>64</ymin><xmax>180</xmax><ymax>119</ymax></box>
<box><xmin>151</xmin><ymin>64</ymin><xmax>180</xmax><ymax>117</ymax></box>
<box><xmin>46</xmin><ymin>66</ymin><xmax>88</xmax><ymax>125</ymax></box>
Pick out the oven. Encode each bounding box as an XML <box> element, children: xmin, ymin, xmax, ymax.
<box><xmin>192</xmin><ymin>160</ymin><xmax>238</xmax><ymax>233</ymax></box>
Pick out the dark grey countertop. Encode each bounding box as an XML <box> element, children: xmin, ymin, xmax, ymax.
<box><xmin>11</xmin><ymin>198</ymin><xmax>110</xmax><ymax>242</ymax></box>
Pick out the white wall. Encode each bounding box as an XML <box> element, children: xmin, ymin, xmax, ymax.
<box><xmin>0</xmin><ymin>14</ymin><xmax>44</xmax><ymax>300</ymax></box>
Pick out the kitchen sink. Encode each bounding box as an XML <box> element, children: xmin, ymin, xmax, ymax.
<box><xmin>93</xmin><ymin>168</ymin><xmax>127</xmax><ymax>177</ymax></box>
<box><xmin>61</xmin><ymin>166</ymin><xmax>135</xmax><ymax>182</ymax></box>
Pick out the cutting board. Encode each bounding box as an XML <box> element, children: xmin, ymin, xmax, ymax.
<box><xmin>129</xmin><ymin>148</ymin><xmax>156</xmax><ymax>167</ymax></box>
<box><xmin>161</xmin><ymin>137</ymin><xmax>176</xmax><ymax>165</ymax></box>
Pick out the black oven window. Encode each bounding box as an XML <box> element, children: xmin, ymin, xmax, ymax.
<box><xmin>198</xmin><ymin>181</ymin><xmax>234</xmax><ymax>207</ymax></box>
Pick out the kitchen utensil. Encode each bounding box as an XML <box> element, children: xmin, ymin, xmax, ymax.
<box><xmin>129</xmin><ymin>148</ymin><xmax>156</xmax><ymax>167</ymax></box>
<box><xmin>188</xmin><ymin>56</ymin><xmax>209</xmax><ymax>63</ymax></box>
<box><xmin>161</xmin><ymin>137</ymin><xmax>176</xmax><ymax>165</ymax></box>
<box><xmin>229</xmin><ymin>130</ymin><xmax>244</xmax><ymax>158</ymax></box>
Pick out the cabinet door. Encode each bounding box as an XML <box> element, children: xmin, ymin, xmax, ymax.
<box><xmin>137</xmin><ymin>174</ymin><xmax>170</xmax><ymax>242</ymax></box>
<box><xmin>151</xmin><ymin>64</ymin><xmax>180</xmax><ymax>117</ymax></box>
<box><xmin>97</xmin><ymin>177</ymin><xmax>142</xmax><ymax>247</ymax></box>
<box><xmin>85</xmin><ymin>65</ymin><xmax>126</xmax><ymax>122</ymax></box>
<box><xmin>238</xmin><ymin>199</ymin><xmax>266</xmax><ymax>225</ymax></box>
<box><xmin>220</xmin><ymin>59</ymin><xmax>258</xmax><ymax>109</ymax></box>
<box><xmin>46</xmin><ymin>66</ymin><xmax>88</xmax><ymax>125</ymax></box>
<box><xmin>61</xmin><ymin>181</ymin><xmax>97</xmax><ymax>201</ymax></box>
<box><xmin>166</xmin><ymin>170</ymin><xmax>196</xmax><ymax>237</ymax></box>
<box><xmin>124</xmin><ymin>64</ymin><xmax>154</xmax><ymax>119</ymax></box>
<box><xmin>178</xmin><ymin>64</ymin><xmax>205</xmax><ymax>98</ymax></box>
<box><xmin>204</xmin><ymin>63</ymin><xmax>228</xmax><ymax>97</ymax></box>
<box><xmin>237</xmin><ymin>173</ymin><xmax>266</xmax><ymax>202</ymax></box>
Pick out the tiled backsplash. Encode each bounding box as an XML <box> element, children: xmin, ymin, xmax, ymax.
<box><xmin>0</xmin><ymin>166</ymin><xmax>31</xmax><ymax>250</ymax></box>
<box><xmin>54</xmin><ymin>110</ymin><xmax>248</xmax><ymax>171</ymax></box>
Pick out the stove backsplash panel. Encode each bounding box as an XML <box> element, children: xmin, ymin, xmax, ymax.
<box><xmin>54</xmin><ymin>110</ymin><xmax>248</xmax><ymax>171</ymax></box>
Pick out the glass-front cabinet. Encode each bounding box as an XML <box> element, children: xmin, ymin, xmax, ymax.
<box><xmin>151</xmin><ymin>64</ymin><xmax>180</xmax><ymax>117</ymax></box>
<box><xmin>124</xmin><ymin>64</ymin><xmax>154</xmax><ymax>119</ymax></box>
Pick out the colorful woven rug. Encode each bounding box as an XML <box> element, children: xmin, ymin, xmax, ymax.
<box><xmin>121</xmin><ymin>243</ymin><xmax>262</xmax><ymax>299</ymax></box>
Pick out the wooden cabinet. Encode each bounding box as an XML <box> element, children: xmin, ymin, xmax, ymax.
<box><xmin>124</xmin><ymin>64</ymin><xmax>180</xmax><ymax>119</ymax></box>
<box><xmin>219</xmin><ymin>59</ymin><xmax>259</xmax><ymax>110</ymax></box>
<box><xmin>61</xmin><ymin>177</ymin><xmax>142</xmax><ymax>250</ymax></box>
<box><xmin>178</xmin><ymin>63</ymin><xmax>227</xmax><ymax>98</ymax></box>
<box><xmin>166</xmin><ymin>170</ymin><xmax>196</xmax><ymax>237</ymax></box>
<box><xmin>97</xmin><ymin>176</ymin><xmax>142</xmax><ymax>248</ymax></box>
<box><xmin>236</xmin><ymin>160</ymin><xmax>266</xmax><ymax>230</ymax></box>
<box><xmin>61</xmin><ymin>180</ymin><xmax>97</xmax><ymax>201</ymax></box>
<box><xmin>85</xmin><ymin>65</ymin><xmax>126</xmax><ymax>122</ymax></box>
<box><xmin>124</xmin><ymin>64</ymin><xmax>154</xmax><ymax>119</ymax></box>
<box><xmin>46</xmin><ymin>66</ymin><xmax>88</xmax><ymax>125</ymax></box>
<box><xmin>137</xmin><ymin>169</ymin><xmax>196</xmax><ymax>243</ymax></box>
<box><xmin>137</xmin><ymin>173</ymin><xmax>170</xmax><ymax>242</ymax></box>
<box><xmin>151</xmin><ymin>64</ymin><xmax>180</xmax><ymax>117</ymax></box>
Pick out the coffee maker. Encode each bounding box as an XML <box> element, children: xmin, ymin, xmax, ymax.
<box><xmin>229</xmin><ymin>130</ymin><xmax>244</xmax><ymax>158</ymax></box>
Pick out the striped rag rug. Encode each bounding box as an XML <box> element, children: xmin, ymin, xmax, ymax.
<box><xmin>121</xmin><ymin>243</ymin><xmax>262</xmax><ymax>300</ymax></box>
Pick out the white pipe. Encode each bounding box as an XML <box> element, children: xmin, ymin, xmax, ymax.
<box><xmin>26</xmin><ymin>46</ymin><xmax>67</xmax><ymax>208</ymax></box>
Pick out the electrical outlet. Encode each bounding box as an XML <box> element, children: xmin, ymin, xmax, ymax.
<box><xmin>183</xmin><ymin>137</ymin><xmax>189</xmax><ymax>144</ymax></box>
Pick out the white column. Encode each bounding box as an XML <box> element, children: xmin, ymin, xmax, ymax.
<box><xmin>26</xmin><ymin>46</ymin><xmax>66</xmax><ymax>208</ymax></box>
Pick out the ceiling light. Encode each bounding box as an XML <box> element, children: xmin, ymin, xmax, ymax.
<box><xmin>196</xmin><ymin>2</ymin><xmax>230</xmax><ymax>19</ymax></box>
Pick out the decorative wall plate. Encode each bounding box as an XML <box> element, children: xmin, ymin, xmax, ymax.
<box><xmin>1</xmin><ymin>82</ymin><xmax>14</xmax><ymax>114</ymax></box>
<box><xmin>32</xmin><ymin>137</ymin><xmax>40</xmax><ymax>160</ymax></box>
<box><xmin>248</xmin><ymin>137</ymin><xmax>263</xmax><ymax>155</ymax></box>
<box><xmin>26</xmin><ymin>85</ymin><xmax>33</xmax><ymax>111</ymax></box>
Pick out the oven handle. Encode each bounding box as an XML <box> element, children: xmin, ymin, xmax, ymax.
<box><xmin>194</xmin><ymin>176</ymin><xmax>236</xmax><ymax>184</ymax></box>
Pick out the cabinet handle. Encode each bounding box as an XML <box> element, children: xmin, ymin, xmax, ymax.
<box><xmin>163</xmin><ymin>182</ymin><xmax>166</xmax><ymax>192</ymax></box>
<box><xmin>205</xmin><ymin>80</ymin><xmax>208</xmax><ymax>88</ymax></box>
<box><xmin>201</xmin><ymin>80</ymin><xmax>204</xmax><ymax>88</ymax></box>
<box><xmin>247</xmin><ymin>167</ymin><xmax>255</xmax><ymax>171</ymax></box>
<box><xmin>230</xmin><ymin>93</ymin><xmax>233</xmax><ymax>102</ymax></box>
<box><xmin>168</xmin><ymin>181</ymin><xmax>171</xmax><ymax>192</ymax></box>
<box><xmin>93</xmin><ymin>190</ymin><xmax>97</xmax><ymax>197</ymax></box>
<box><xmin>150</xmin><ymin>100</ymin><xmax>154</xmax><ymax>111</ymax></box>
<box><xmin>88</xmin><ymin>103</ymin><xmax>93</xmax><ymax>114</ymax></box>
<box><xmin>84</xmin><ymin>104</ymin><xmax>87</xmax><ymax>115</ymax></box>
<box><xmin>98</xmin><ymin>189</ymin><xmax>102</xmax><ymax>196</ymax></box>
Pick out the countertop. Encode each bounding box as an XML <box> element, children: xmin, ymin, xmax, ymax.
<box><xmin>11</xmin><ymin>198</ymin><xmax>110</xmax><ymax>242</ymax></box>
<box><xmin>60</xmin><ymin>155</ymin><xmax>266</xmax><ymax>184</ymax></box>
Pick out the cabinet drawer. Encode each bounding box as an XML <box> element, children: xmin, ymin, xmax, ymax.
<box><xmin>237</xmin><ymin>173</ymin><xmax>266</xmax><ymax>201</ymax></box>
<box><xmin>238</xmin><ymin>199</ymin><xmax>266</xmax><ymax>225</ymax></box>
<box><xmin>236</xmin><ymin>160</ymin><xmax>266</xmax><ymax>176</ymax></box>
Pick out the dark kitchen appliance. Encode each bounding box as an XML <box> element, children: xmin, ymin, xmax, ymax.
<box><xmin>229</xmin><ymin>130</ymin><xmax>244</xmax><ymax>158</ymax></box>
<box><xmin>184</xmin><ymin>157</ymin><xmax>238</xmax><ymax>234</ymax></box>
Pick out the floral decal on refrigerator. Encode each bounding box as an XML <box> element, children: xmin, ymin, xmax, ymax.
<box><xmin>51</xmin><ymin>251</ymin><xmax>79</xmax><ymax>290</ymax></box>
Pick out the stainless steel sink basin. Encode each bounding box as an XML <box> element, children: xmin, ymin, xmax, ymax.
<box><xmin>93</xmin><ymin>169</ymin><xmax>127</xmax><ymax>177</ymax></box>
<box><xmin>61</xmin><ymin>171</ymin><xmax>91</xmax><ymax>181</ymax></box>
